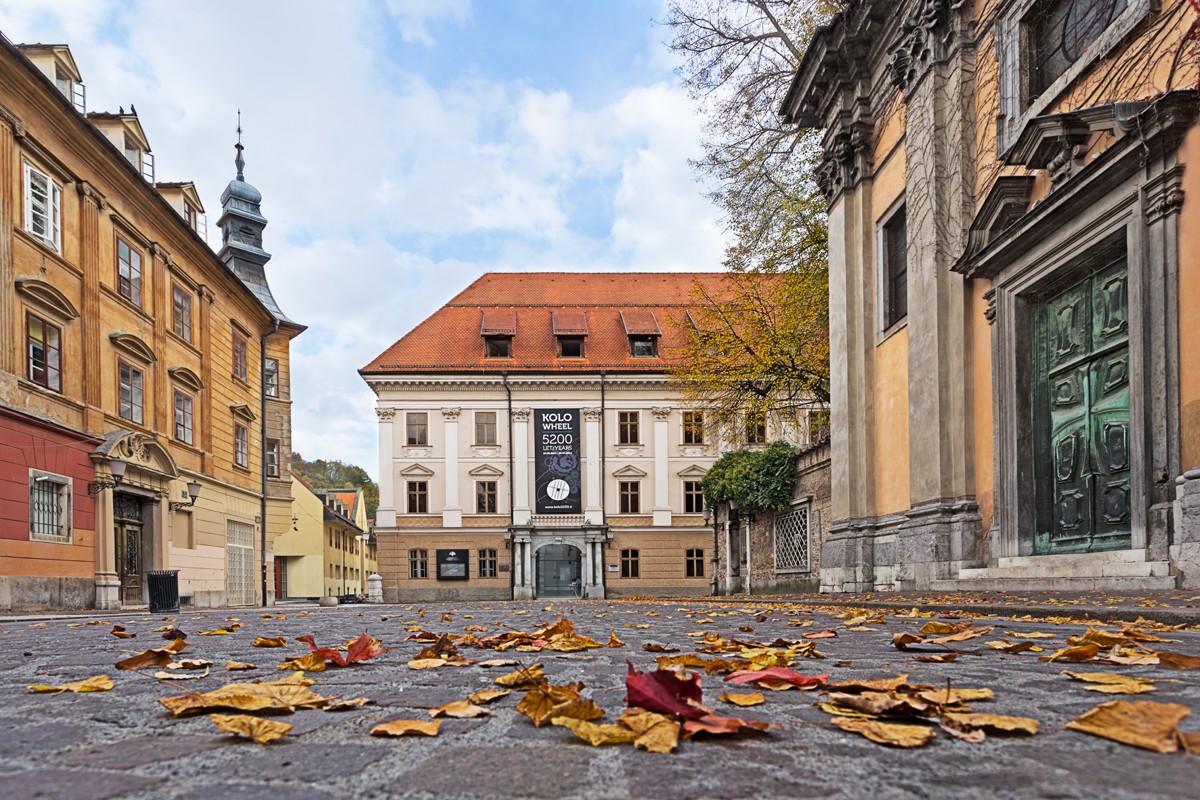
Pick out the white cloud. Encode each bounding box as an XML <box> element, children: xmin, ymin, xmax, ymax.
<box><xmin>384</xmin><ymin>0</ymin><xmax>471</xmax><ymax>45</ymax></box>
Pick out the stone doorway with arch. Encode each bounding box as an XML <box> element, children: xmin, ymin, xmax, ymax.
<box><xmin>535</xmin><ymin>543</ymin><xmax>583</xmax><ymax>598</ymax></box>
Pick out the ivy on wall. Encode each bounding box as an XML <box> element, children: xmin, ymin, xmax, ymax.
<box><xmin>700</xmin><ymin>441</ymin><xmax>797</xmax><ymax>512</ymax></box>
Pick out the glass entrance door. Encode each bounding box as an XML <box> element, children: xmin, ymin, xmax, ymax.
<box><xmin>535</xmin><ymin>544</ymin><xmax>582</xmax><ymax>598</ymax></box>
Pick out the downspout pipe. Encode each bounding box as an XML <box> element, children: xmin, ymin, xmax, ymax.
<box><xmin>599</xmin><ymin>371</ymin><xmax>607</xmax><ymax>594</ymax></box>
<box><xmin>503</xmin><ymin>372</ymin><xmax>514</xmax><ymax>597</ymax></box>
<box><xmin>260</xmin><ymin>321</ymin><xmax>279</xmax><ymax>607</ymax></box>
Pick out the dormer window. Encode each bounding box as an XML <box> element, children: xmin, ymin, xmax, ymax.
<box><xmin>558</xmin><ymin>336</ymin><xmax>585</xmax><ymax>358</ymax></box>
<box><xmin>629</xmin><ymin>336</ymin><xmax>658</xmax><ymax>358</ymax></box>
<box><xmin>551</xmin><ymin>311</ymin><xmax>588</xmax><ymax>359</ymax></box>
<box><xmin>123</xmin><ymin>134</ymin><xmax>154</xmax><ymax>182</ymax></box>
<box><xmin>485</xmin><ymin>336</ymin><xmax>511</xmax><ymax>358</ymax></box>
<box><xmin>620</xmin><ymin>309</ymin><xmax>661</xmax><ymax>358</ymax></box>
<box><xmin>54</xmin><ymin>64</ymin><xmax>85</xmax><ymax>112</ymax></box>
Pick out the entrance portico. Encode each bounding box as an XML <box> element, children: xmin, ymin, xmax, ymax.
<box><xmin>510</xmin><ymin>518</ymin><xmax>610</xmax><ymax>599</ymax></box>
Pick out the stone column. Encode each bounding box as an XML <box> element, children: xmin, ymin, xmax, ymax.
<box><xmin>512</xmin><ymin>532</ymin><xmax>533</xmax><ymax>599</ymax></box>
<box><xmin>512</xmin><ymin>408</ymin><xmax>531</xmax><ymax>525</ymax></box>
<box><xmin>582</xmin><ymin>408</ymin><xmax>602</xmax><ymax>521</ymax></box>
<box><xmin>92</xmin><ymin>474</ymin><xmax>120</xmax><ymax>610</ymax></box>
<box><xmin>651</xmin><ymin>407</ymin><xmax>672</xmax><ymax>526</ymax></box>
<box><xmin>77</xmin><ymin>181</ymin><xmax>106</xmax><ymax>432</ymax></box>
<box><xmin>441</xmin><ymin>407</ymin><xmax>462</xmax><ymax>527</ymax></box>
<box><xmin>0</xmin><ymin>107</ymin><xmax>20</xmax><ymax>376</ymax></box>
<box><xmin>375</xmin><ymin>408</ymin><xmax>396</xmax><ymax>527</ymax></box>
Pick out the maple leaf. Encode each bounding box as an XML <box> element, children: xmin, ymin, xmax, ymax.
<box><xmin>725</xmin><ymin>668</ymin><xmax>827</xmax><ymax>691</ymax></box>
<box><xmin>28</xmin><ymin>675</ymin><xmax>114</xmax><ymax>694</ymax></box>
<box><xmin>295</xmin><ymin>633</ymin><xmax>387</xmax><ymax>667</ymax></box>
<box><xmin>211</xmin><ymin>713</ymin><xmax>292</xmax><ymax>744</ymax></box>
<box><xmin>494</xmin><ymin>664</ymin><xmax>544</xmax><ymax>688</ymax></box>
<box><xmin>278</xmin><ymin>653</ymin><xmax>328</xmax><ymax>672</ymax></box>
<box><xmin>682</xmin><ymin>713</ymin><xmax>773</xmax><ymax>739</ymax></box>
<box><xmin>371</xmin><ymin>719</ymin><xmax>441</xmax><ymax>737</ymax></box>
<box><xmin>1067</xmin><ymin>700</ymin><xmax>1191</xmax><ymax>753</ymax></box>
<box><xmin>157</xmin><ymin>672</ymin><xmax>329</xmax><ymax>717</ymax></box>
<box><xmin>115</xmin><ymin>638</ymin><xmax>189</xmax><ymax>670</ymax></box>
<box><xmin>516</xmin><ymin>683</ymin><xmax>602</xmax><ymax>727</ymax></box>
<box><xmin>552</xmin><ymin>717</ymin><xmax>639</xmax><ymax>746</ymax></box>
<box><xmin>619</xmin><ymin>708</ymin><xmax>682</xmax><ymax>753</ymax></box>
<box><xmin>429</xmin><ymin>700</ymin><xmax>492</xmax><ymax>719</ymax></box>
<box><xmin>467</xmin><ymin>689</ymin><xmax>510</xmax><ymax>704</ymax></box>
<box><xmin>626</xmin><ymin>664</ymin><xmax>711</xmax><ymax>719</ymax></box>
<box><xmin>252</xmin><ymin>637</ymin><xmax>287</xmax><ymax>648</ymax></box>
<box><xmin>831</xmin><ymin>717</ymin><xmax>935</xmax><ymax>747</ymax></box>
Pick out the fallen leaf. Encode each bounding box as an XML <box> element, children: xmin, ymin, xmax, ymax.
<box><xmin>918</xmin><ymin>621</ymin><xmax>964</xmax><ymax>635</ymax></box>
<box><xmin>153</xmin><ymin>667</ymin><xmax>209</xmax><ymax>680</ymax></box>
<box><xmin>28</xmin><ymin>675</ymin><xmax>114</xmax><ymax>694</ymax></box>
<box><xmin>467</xmin><ymin>689</ymin><xmax>511</xmax><ymax>704</ymax></box>
<box><xmin>607</xmin><ymin>630</ymin><xmax>625</xmax><ymax>648</ymax></box>
<box><xmin>295</xmin><ymin>632</ymin><xmax>388</xmax><ymax>667</ymax></box>
<box><xmin>197</xmin><ymin>628</ymin><xmax>234</xmax><ymax>636</ymax></box>
<box><xmin>656</xmin><ymin>654</ymin><xmax>747</xmax><ymax>675</ymax></box>
<box><xmin>915</xmin><ymin>687</ymin><xmax>994</xmax><ymax>705</ymax></box>
<box><xmin>1067</xmin><ymin>628</ymin><xmax>1130</xmax><ymax>648</ymax></box>
<box><xmin>157</xmin><ymin>672</ymin><xmax>329</xmax><ymax>716</ymax></box>
<box><xmin>111</xmin><ymin>625</ymin><xmax>136</xmax><ymax>639</ymax></box>
<box><xmin>912</xmin><ymin>653</ymin><xmax>959</xmax><ymax>663</ymax></box>
<box><xmin>718</xmin><ymin>691</ymin><xmax>765</xmax><ymax>707</ymax></box>
<box><xmin>929</xmin><ymin>626</ymin><xmax>994</xmax><ymax>644</ymax></box>
<box><xmin>937</xmin><ymin>717</ymin><xmax>986</xmax><ymax>743</ymax></box>
<box><xmin>817</xmin><ymin>701</ymin><xmax>880</xmax><ymax>719</ymax></box>
<box><xmin>828</xmin><ymin>675</ymin><xmax>908</xmax><ymax>693</ymax></box>
<box><xmin>986</xmin><ymin>640</ymin><xmax>1039</xmax><ymax>654</ymax></box>
<box><xmin>225</xmin><ymin>660</ymin><xmax>256</xmax><ymax>671</ymax></box>
<box><xmin>278</xmin><ymin>653</ymin><xmax>328</xmax><ymax>672</ymax></box>
<box><xmin>371</xmin><ymin>719</ymin><xmax>441</xmax><ymax>737</ymax></box>
<box><xmin>641</xmin><ymin>641</ymin><xmax>679</xmax><ymax>653</ymax></box>
<box><xmin>211</xmin><ymin>713</ymin><xmax>291</xmax><ymax>744</ymax></box>
<box><xmin>725</xmin><ymin>668</ymin><xmax>826</xmax><ymax>691</ymax></box>
<box><xmin>1061</xmin><ymin>671</ymin><xmax>1155</xmax><ymax>694</ymax></box>
<box><xmin>831</xmin><ymin>717</ymin><xmax>935</xmax><ymax>747</ymax></box>
<box><xmin>1067</xmin><ymin>700</ymin><xmax>1191</xmax><ymax>753</ymax></box>
<box><xmin>892</xmin><ymin>633</ymin><xmax>926</xmax><ymax>649</ymax></box>
<box><xmin>516</xmin><ymin>683</ymin><xmax>602</xmax><ymax>727</ymax></box>
<box><xmin>495</xmin><ymin>664</ymin><xmax>545</xmax><ymax>688</ymax></box>
<box><xmin>115</xmin><ymin>639</ymin><xmax>189</xmax><ymax>670</ymax></box>
<box><xmin>1039</xmin><ymin>643</ymin><xmax>1102</xmax><ymax>663</ymax></box>
<box><xmin>626</xmin><ymin>664</ymin><xmax>711</xmax><ymax>719</ymax></box>
<box><xmin>803</xmin><ymin>630</ymin><xmax>838</xmax><ymax>639</ymax></box>
<box><xmin>477</xmin><ymin>659</ymin><xmax>520</xmax><ymax>669</ymax></box>
<box><xmin>552</xmin><ymin>716</ymin><xmax>638</xmax><ymax>746</ymax></box>
<box><xmin>325</xmin><ymin>696</ymin><xmax>374</xmax><ymax>711</ymax></box>
<box><xmin>940</xmin><ymin>711</ymin><xmax>1038</xmax><ymax>735</ymax></box>
<box><xmin>620</xmin><ymin>708</ymin><xmax>681</xmax><ymax>753</ymax></box>
<box><xmin>429</xmin><ymin>700</ymin><xmax>492</xmax><ymax>719</ymax></box>
<box><xmin>1005</xmin><ymin>630</ymin><xmax>1056</xmax><ymax>639</ymax></box>
<box><xmin>683</xmin><ymin>713</ymin><xmax>772</xmax><ymax>738</ymax></box>
<box><xmin>407</xmin><ymin>658</ymin><xmax>448</xmax><ymax>670</ymax></box>
<box><xmin>252</xmin><ymin>637</ymin><xmax>287</xmax><ymax>648</ymax></box>
<box><xmin>1157</xmin><ymin>652</ymin><xmax>1200</xmax><ymax>670</ymax></box>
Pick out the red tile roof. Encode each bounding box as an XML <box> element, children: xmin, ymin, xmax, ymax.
<box><xmin>361</xmin><ymin>272</ymin><xmax>730</xmax><ymax>374</ymax></box>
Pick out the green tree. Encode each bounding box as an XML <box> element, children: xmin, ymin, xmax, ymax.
<box><xmin>290</xmin><ymin>452</ymin><xmax>379</xmax><ymax>522</ymax></box>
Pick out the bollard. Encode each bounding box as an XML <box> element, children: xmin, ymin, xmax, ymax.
<box><xmin>367</xmin><ymin>573</ymin><xmax>383</xmax><ymax>604</ymax></box>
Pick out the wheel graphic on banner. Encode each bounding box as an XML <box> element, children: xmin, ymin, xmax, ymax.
<box><xmin>547</xmin><ymin>479</ymin><xmax>570</xmax><ymax>501</ymax></box>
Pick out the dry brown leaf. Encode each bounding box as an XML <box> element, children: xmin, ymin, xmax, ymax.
<box><xmin>429</xmin><ymin>700</ymin><xmax>492</xmax><ymax>719</ymax></box>
<box><xmin>941</xmin><ymin>711</ymin><xmax>1039</xmax><ymax>735</ymax></box>
<box><xmin>225</xmin><ymin>660</ymin><xmax>256</xmax><ymax>671</ymax></box>
<box><xmin>111</xmin><ymin>625</ymin><xmax>136</xmax><ymax>639</ymax></box>
<box><xmin>115</xmin><ymin>638</ymin><xmax>189</xmax><ymax>670</ymax></box>
<box><xmin>153</xmin><ymin>667</ymin><xmax>209</xmax><ymax>680</ymax></box>
<box><xmin>937</xmin><ymin>717</ymin><xmax>986</xmax><ymax>743</ymax></box>
<box><xmin>494</xmin><ymin>664</ymin><xmax>545</xmax><ymax>688</ymax></box>
<box><xmin>918</xmin><ymin>621</ymin><xmax>960</xmax><ymax>635</ymax></box>
<box><xmin>166</xmin><ymin>659</ymin><xmax>212</xmax><ymax>670</ymax></box>
<box><xmin>324</xmin><ymin>696</ymin><xmax>374</xmax><ymax>711</ymax></box>
<box><xmin>828</xmin><ymin>675</ymin><xmax>909</xmax><ymax>693</ymax></box>
<box><xmin>28</xmin><ymin>675</ymin><xmax>114</xmax><ymax>694</ymax></box>
<box><xmin>371</xmin><ymin>718</ymin><xmax>441</xmax><ymax>737</ymax></box>
<box><xmin>607</xmin><ymin>630</ymin><xmax>625</xmax><ymax>648</ymax></box>
<box><xmin>468</xmin><ymin>689</ymin><xmax>511</xmax><ymax>704</ymax></box>
<box><xmin>552</xmin><ymin>716</ymin><xmax>638</xmax><ymax>746</ymax></box>
<box><xmin>1067</xmin><ymin>628</ymin><xmax>1129</xmax><ymax>648</ymax></box>
<box><xmin>157</xmin><ymin>672</ymin><xmax>329</xmax><ymax>717</ymax></box>
<box><xmin>986</xmin><ymin>640</ymin><xmax>1038</xmax><ymax>654</ymax></box>
<box><xmin>1067</xmin><ymin>700</ymin><xmax>1191</xmax><ymax>753</ymax></box>
<box><xmin>1039</xmin><ymin>643</ymin><xmax>1102</xmax><ymax>663</ymax></box>
<box><xmin>1005</xmin><ymin>630</ymin><xmax>1056</xmax><ymax>639</ymax></box>
<box><xmin>929</xmin><ymin>626</ymin><xmax>994</xmax><ymax>644</ymax></box>
<box><xmin>278</xmin><ymin>653</ymin><xmax>328</xmax><ymax>672</ymax></box>
<box><xmin>477</xmin><ymin>659</ymin><xmax>520</xmax><ymax>668</ymax></box>
<box><xmin>252</xmin><ymin>637</ymin><xmax>287</xmax><ymax>648</ymax></box>
<box><xmin>1157</xmin><ymin>651</ymin><xmax>1200</xmax><ymax>670</ymax></box>
<box><xmin>619</xmin><ymin>708</ymin><xmax>681</xmax><ymax>754</ymax></box>
<box><xmin>407</xmin><ymin>658</ymin><xmax>448</xmax><ymax>670</ymax></box>
<box><xmin>912</xmin><ymin>653</ymin><xmax>959</xmax><ymax>663</ymax></box>
<box><xmin>718</xmin><ymin>691</ymin><xmax>765</xmax><ymax>707</ymax></box>
<box><xmin>891</xmin><ymin>632</ymin><xmax>925</xmax><ymax>649</ymax></box>
<box><xmin>831</xmin><ymin>717</ymin><xmax>935</xmax><ymax>747</ymax></box>
<box><xmin>916</xmin><ymin>687</ymin><xmax>994</xmax><ymax>705</ymax></box>
<box><xmin>642</xmin><ymin>641</ymin><xmax>679</xmax><ymax>653</ymax></box>
<box><xmin>211</xmin><ymin>713</ymin><xmax>292</xmax><ymax>744</ymax></box>
<box><xmin>816</xmin><ymin>701</ymin><xmax>880</xmax><ymax>719</ymax></box>
<box><xmin>1061</xmin><ymin>671</ymin><xmax>1155</xmax><ymax>694</ymax></box>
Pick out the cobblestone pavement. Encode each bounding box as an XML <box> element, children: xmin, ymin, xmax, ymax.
<box><xmin>2</xmin><ymin>598</ymin><xmax>1198</xmax><ymax>800</ymax></box>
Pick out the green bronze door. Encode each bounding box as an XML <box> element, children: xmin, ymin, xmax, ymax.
<box><xmin>1034</xmin><ymin>258</ymin><xmax>1131</xmax><ymax>555</ymax></box>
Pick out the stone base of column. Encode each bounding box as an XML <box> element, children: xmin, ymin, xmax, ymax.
<box><xmin>95</xmin><ymin>575</ymin><xmax>121</xmax><ymax>610</ymax></box>
<box><xmin>513</xmin><ymin>585</ymin><xmax>534</xmax><ymax>600</ymax></box>
<box><xmin>652</xmin><ymin>509</ymin><xmax>672</xmax><ymax>527</ymax></box>
<box><xmin>1172</xmin><ymin>468</ymin><xmax>1200</xmax><ymax>589</ymax></box>
<box><xmin>442</xmin><ymin>509</ymin><xmax>462</xmax><ymax>527</ymax></box>
<box><xmin>514</xmin><ymin>509</ymin><xmax>531</xmax><ymax>526</ymax></box>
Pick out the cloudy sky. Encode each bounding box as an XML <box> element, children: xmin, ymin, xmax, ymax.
<box><xmin>0</xmin><ymin>0</ymin><xmax>728</xmax><ymax>478</ymax></box>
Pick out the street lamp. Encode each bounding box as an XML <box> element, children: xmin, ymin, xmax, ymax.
<box><xmin>169</xmin><ymin>481</ymin><xmax>203</xmax><ymax>511</ymax></box>
<box><xmin>87</xmin><ymin>459</ymin><xmax>127</xmax><ymax>494</ymax></box>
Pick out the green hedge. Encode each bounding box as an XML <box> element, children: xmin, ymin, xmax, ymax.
<box><xmin>700</xmin><ymin>441</ymin><xmax>797</xmax><ymax>512</ymax></box>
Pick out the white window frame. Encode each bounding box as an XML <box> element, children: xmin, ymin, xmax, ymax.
<box><xmin>266</xmin><ymin>439</ymin><xmax>280</xmax><ymax>478</ymax></box>
<box><xmin>682</xmin><ymin>479</ymin><xmax>705</xmax><ymax>514</ymax></box>
<box><xmin>234</xmin><ymin>423</ymin><xmax>249</xmax><ymax>468</ymax></box>
<box><xmin>174</xmin><ymin>390</ymin><xmax>194</xmax><ymax>445</ymax></box>
<box><xmin>264</xmin><ymin>357</ymin><xmax>279</xmax><ymax>398</ymax></box>
<box><xmin>24</xmin><ymin>163</ymin><xmax>62</xmax><ymax>252</ymax></box>
<box><xmin>29</xmin><ymin>469</ymin><xmax>72</xmax><ymax>543</ymax></box>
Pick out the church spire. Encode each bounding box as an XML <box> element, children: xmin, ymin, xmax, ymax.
<box><xmin>235</xmin><ymin>109</ymin><xmax>245</xmax><ymax>180</ymax></box>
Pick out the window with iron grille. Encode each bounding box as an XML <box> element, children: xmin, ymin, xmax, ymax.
<box><xmin>26</xmin><ymin>312</ymin><xmax>62</xmax><ymax>392</ymax></box>
<box><xmin>475</xmin><ymin>411</ymin><xmax>497</xmax><ymax>445</ymax></box>
<box><xmin>683</xmin><ymin>480</ymin><xmax>704</xmax><ymax>514</ymax></box>
<box><xmin>685</xmin><ymin>548</ymin><xmax>704</xmax><ymax>578</ymax></box>
<box><xmin>24</xmin><ymin>163</ymin><xmax>61</xmax><ymax>252</ymax></box>
<box><xmin>774</xmin><ymin>505</ymin><xmax>811</xmax><ymax>572</ymax></box>
<box><xmin>407</xmin><ymin>412</ymin><xmax>428</xmax><ymax>446</ymax></box>
<box><xmin>618</xmin><ymin>411</ymin><xmax>639</xmax><ymax>444</ymax></box>
<box><xmin>234</xmin><ymin>424</ymin><xmax>249</xmax><ymax>468</ymax></box>
<box><xmin>172</xmin><ymin>283</ymin><xmax>192</xmax><ymax>342</ymax></box>
<box><xmin>619</xmin><ymin>481</ymin><xmax>640</xmax><ymax>514</ymax></box>
<box><xmin>118</xmin><ymin>360</ymin><xmax>143</xmax><ymax>424</ymax></box>
<box><xmin>620</xmin><ymin>548</ymin><xmax>639</xmax><ymax>578</ymax></box>
<box><xmin>174</xmin><ymin>391</ymin><xmax>193</xmax><ymax>445</ymax></box>
<box><xmin>682</xmin><ymin>411</ymin><xmax>704</xmax><ymax>444</ymax></box>
<box><xmin>264</xmin><ymin>358</ymin><xmax>279</xmax><ymax>397</ymax></box>
<box><xmin>232</xmin><ymin>331</ymin><xmax>248</xmax><ymax>382</ymax></box>
<box><xmin>1027</xmin><ymin>0</ymin><xmax>1127</xmax><ymax>100</ymax></box>
<box><xmin>117</xmin><ymin>238</ymin><xmax>142</xmax><ymax>307</ymax></box>
<box><xmin>476</xmin><ymin>480</ymin><xmax>497</xmax><ymax>513</ymax></box>
<box><xmin>29</xmin><ymin>470</ymin><xmax>71</xmax><ymax>543</ymax></box>
<box><xmin>479</xmin><ymin>548</ymin><xmax>497</xmax><ymax>578</ymax></box>
<box><xmin>407</xmin><ymin>481</ymin><xmax>428</xmax><ymax>514</ymax></box>
<box><xmin>409</xmin><ymin>548</ymin><xmax>428</xmax><ymax>579</ymax></box>
<box><xmin>266</xmin><ymin>439</ymin><xmax>280</xmax><ymax>478</ymax></box>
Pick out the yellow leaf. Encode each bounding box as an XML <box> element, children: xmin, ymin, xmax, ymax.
<box><xmin>115</xmin><ymin>638</ymin><xmax>189</xmax><ymax>670</ymax></box>
<box><xmin>831</xmin><ymin>717</ymin><xmax>935</xmax><ymax>747</ymax></box>
<box><xmin>225</xmin><ymin>660</ymin><xmax>256</xmax><ymax>671</ymax></box>
<box><xmin>325</xmin><ymin>696</ymin><xmax>374</xmax><ymax>711</ymax></box>
<box><xmin>278</xmin><ymin>653</ymin><xmax>328</xmax><ymax>672</ymax></box>
<box><xmin>718</xmin><ymin>691</ymin><xmax>765</xmax><ymax>707</ymax></box>
<box><xmin>940</xmin><ymin>711</ymin><xmax>1038</xmax><ymax>735</ymax></box>
<box><xmin>1061</xmin><ymin>671</ymin><xmax>1155</xmax><ymax>694</ymax></box>
<box><xmin>1067</xmin><ymin>700</ymin><xmax>1191</xmax><ymax>753</ymax></box>
<box><xmin>407</xmin><ymin>658</ymin><xmax>447</xmax><ymax>670</ymax></box>
<box><xmin>916</xmin><ymin>687</ymin><xmax>994</xmax><ymax>705</ymax></box>
<box><xmin>211</xmin><ymin>713</ymin><xmax>292</xmax><ymax>744</ymax></box>
<box><xmin>1005</xmin><ymin>630</ymin><xmax>1057</xmax><ymax>639</ymax></box>
<box><xmin>828</xmin><ymin>675</ymin><xmax>909</xmax><ymax>693</ymax></box>
<box><xmin>619</xmin><ymin>708</ymin><xmax>681</xmax><ymax>754</ymax></box>
<box><xmin>816</xmin><ymin>701</ymin><xmax>879</xmax><ymax>719</ymax></box>
<box><xmin>1067</xmin><ymin>628</ymin><xmax>1129</xmax><ymax>648</ymax></box>
<box><xmin>552</xmin><ymin>716</ymin><xmax>638</xmax><ymax>746</ymax></box>
<box><xmin>371</xmin><ymin>718</ymin><xmax>441</xmax><ymax>737</ymax></box>
<box><xmin>28</xmin><ymin>675</ymin><xmax>114</xmax><ymax>694</ymax></box>
<box><xmin>1039</xmin><ymin>643</ymin><xmax>1101</xmax><ymax>663</ymax></box>
<box><xmin>918</xmin><ymin>621</ymin><xmax>958</xmax><ymax>635</ymax></box>
<box><xmin>429</xmin><ymin>700</ymin><xmax>492</xmax><ymax>719</ymax></box>
<box><xmin>494</xmin><ymin>664</ymin><xmax>545</xmax><ymax>688</ymax></box>
<box><xmin>467</xmin><ymin>689</ymin><xmax>511</xmax><ymax>704</ymax></box>
<box><xmin>607</xmin><ymin>630</ymin><xmax>625</xmax><ymax>648</ymax></box>
<box><xmin>157</xmin><ymin>673</ymin><xmax>329</xmax><ymax>717</ymax></box>
<box><xmin>252</xmin><ymin>637</ymin><xmax>287</xmax><ymax>648</ymax></box>
<box><xmin>198</xmin><ymin>629</ymin><xmax>232</xmax><ymax>636</ymax></box>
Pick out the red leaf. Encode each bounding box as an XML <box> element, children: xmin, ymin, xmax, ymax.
<box><xmin>625</xmin><ymin>663</ymin><xmax>711</xmax><ymax>720</ymax></box>
<box><xmin>682</xmin><ymin>714</ymin><xmax>773</xmax><ymax>738</ymax></box>
<box><xmin>295</xmin><ymin>633</ymin><xmax>387</xmax><ymax>667</ymax></box>
<box><xmin>725</xmin><ymin>668</ymin><xmax>827</xmax><ymax>688</ymax></box>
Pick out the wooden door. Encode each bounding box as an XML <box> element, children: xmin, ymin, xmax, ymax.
<box><xmin>117</xmin><ymin>523</ymin><xmax>143</xmax><ymax>605</ymax></box>
<box><xmin>1034</xmin><ymin>258</ymin><xmax>1131</xmax><ymax>554</ymax></box>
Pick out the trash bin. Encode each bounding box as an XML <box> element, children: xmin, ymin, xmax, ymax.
<box><xmin>147</xmin><ymin>570</ymin><xmax>180</xmax><ymax>613</ymax></box>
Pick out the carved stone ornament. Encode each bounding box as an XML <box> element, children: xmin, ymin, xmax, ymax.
<box><xmin>887</xmin><ymin>0</ymin><xmax>968</xmax><ymax>92</ymax></box>
<box><xmin>116</xmin><ymin>433</ymin><xmax>151</xmax><ymax>464</ymax></box>
<box><xmin>441</xmin><ymin>407</ymin><xmax>461</xmax><ymax>420</ymax></box>
<box><xmin>817</xmin><ymin>128</ymin><xmax>871</xmax><ymax>205</ymax></box>
<box><xmin>651</xmin><ymin>407</ymin><xmax>672</xmax><ymax>420</ymax></box>
<box><xmin>512</xmin><ymin>408</ymin><xmax>532</xmax><ymax>422</ymax></box>
<box><xmin>375</xmin><ymin>407</ymin><xmax>397</xmax><ymax>422</ymax></box>
<box><xmin>983</xmin><ymin>288</ymin><xmax>997</xmax><ymax>326</ymax></box>
<box><xmin>581</xmin><ymin>407</ymin><xmax>602</xmax><ymax>422</ymax></box>
<box><xmin>76</xmin><ymin>180</ymin><xmax>109</xmax><ymax>210</ymax></box>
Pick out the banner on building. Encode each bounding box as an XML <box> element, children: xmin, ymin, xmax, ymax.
<box><xmin>534</xmin><ymin>408</ymin><xmax>582</xmax><ymax>515</ymax></box>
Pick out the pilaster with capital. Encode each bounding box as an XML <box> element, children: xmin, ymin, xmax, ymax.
<box><xmin>0</xmin><ymin>106</ymin><xmax>18</xmax><ymax>375</ymax></box>
<box><xmin>376</xmin><ymin>407</ymin><xmax>397</xmax><ymax>526</ymax></box>
<box><xmin>652</xmin><ymin>407</ymin><xmax>671</xmax><ymax>526</ymax></box>
<box><xmin>441</xmin><ymin>407</ymin><xmax>461</xmax><ymax>526</ymax></box>
<box><xmin>77</xmin><ymin>181</ymin><xmax>107</xmax><ymax>423</ymax></box>
<box><xmin>582</xmin><ymin>407</ymin><xmax>602</xmax><ymax>520</ymax></box>
<box><xmin>512</xmin><ymin>408</ymin><xmax>532</xmax><ymax>524</ymax></box>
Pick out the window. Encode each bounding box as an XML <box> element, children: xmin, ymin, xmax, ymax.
<box><xmin>1028</xmin><ymin>0</ymin><xmax>1127</xmax><ymax>100</ymax></box>
<box><xmin>485</xmin><ymin>336</ymin><xmax>511</xmax><ymax>358</ymax></box>
<box><xmin>686</xmin><ymin>548</ymin><xmax>704</xmax><ymax>578</ymax></box>
<box><xmin>476</xmin><ymin>480</ymin><xmax>498</xmax><ymax>514</ymax></box>
<box><xmin>232</xmin><ymin>331</ymin><xmax>248</xmax><ymax>382</ymax></box>
<box><xmin>620</xmin><ymin>549</ymin><xmax>639</xmax><ymax>578</ymax></box>
<box><xmin>619</xmin><ymin>481</ymin><xmax>640</xmax><ymax>514</ymax></box>
<box><xmin>29</xmin><ymin>470</ymin><xmax>71</xmax><ymax>542</ymax></box>
<box><xmin>629</xmin><ymin>335</ymin><xmax>657</xmax><ymax>358</ymax></box>
<box><xmin>172</xmin><ymin>284</ymin><xmax>192</xmax><ymax>342</ymax></box>
<box><xmin>409</xmin><ymin>548</ymin><xmax>428</xmax><ymax>579</ymax></box>
<box><xmin>174</xmin><ymin>391</ymin><xmax>193</xmax><ymax>445</ymax></box>
<box><xmin>406</xmin><ymin>412</ymin><xmax>428</xmax><ymax>446</ymax></box>
<box><xmin>407</xmin><ymin>481</ymin><xmax>429</xmax><ymax>514</ymax></box>
<box><xmin>774</xmin><ymin>505</ymin><xmax>811</xmax><ymax>572</ymax></box>
<box><xmin>746</xmin><ymin>412</ymin><xmax>766</xmax><ymax>445</ymax></box>
<box><xmin>682</xmin><ymin>411</ymin><xmax>704</xmax><ymax>445</ymax></box>
<box><xmin>24</xmin><ymin>163</ymin><xmax>61</xmax><ymax>251</ymax></box>
<box><xmin>26</xmin><ymin>313</ymin><xmax>61</xmax><ymax>392</ymax></box>
<box><xmin>558</xmin><ymin>336</ymin><xmax>585</xmax><ymax>358</ymax></box>
<box><xmin>618</xmin><ymin>411</ymin><xmax>640</xmax><ymax>445</ymax></box>
<box><xmin>266</xmin><ymin>439</ymin><xmax>280</xmax><ymax>478</ymax></box>
<box><xmin>118</xmin><ymin>361</ymin><xmax>144</xmax><ymax>424</ymax></box>
<box><xmin>117</xmin><ymin>239</ymin><xmax>142</xmax><ymax>307</ymax></box>
<box><xmin>479</xmin><ymin>548</ymin><xmax>497</xmax><ymax>578</ymax></box>
<box><xmin>264</xmin><ymin>358</ymin><xmax>279</xmax><ymax>398</ymax></box>
<box><xmin>684</xmin><ymin>480</ymin><xmax>704</xmax><ymax>514</ymax></box>
<box><xmin>882</xmin><ymin>205</ymin><xmax>908</xmax><ymax>330</ymax></box>
<box><xmin>475</xmin><ymin>411</ymin><xmax>497</xmax><ymax>445</ymax></box>
<box><xmin>234</xmin><ymin>424</ymin><xmax>249</xmax><ymax>468</ymax></box>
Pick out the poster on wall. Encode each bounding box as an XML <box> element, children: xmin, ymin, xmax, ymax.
<box><xmin>534</xmin><ymin>408</ymin><xmax>582</xmax><ymax>514</ymax></box>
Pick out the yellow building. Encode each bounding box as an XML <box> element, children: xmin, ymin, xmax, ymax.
<box><xmin>274</xmin><ymin>477</ymin><xmax>377</xmax><ymax>600</ymax></box>
<box><xmin>784</xmin><ymin>0</ymin><xmax>1200</xmax><ymax>590</ymax></box>
<box><xmin>0</xmin><ymin>39</ymin><xmax>303</xmax><ymax>609</ymax></box>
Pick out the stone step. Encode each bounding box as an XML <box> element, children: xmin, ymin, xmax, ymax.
<box><xmin>957</xmin><ymin>559</ymin><xmax>1170</xmax><ymax>580</ymax></box>
<box><xmin>996</xmin><ymin>549</ymin><xmax>1148</xmax><ymax>570</ymax></box>
<box><xmin>930</xmin><ymin>575</ymin><xmax>1177</xmax><ymax>593</ymax></box>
